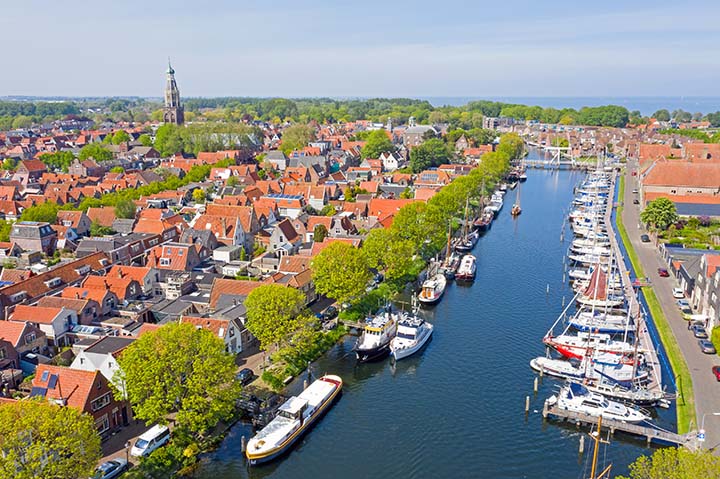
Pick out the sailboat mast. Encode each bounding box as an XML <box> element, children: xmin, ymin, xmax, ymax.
<box><xmin>589</xmin><ymin>415</ymin><xmax>603</xmax><ymax>479</ymax></box>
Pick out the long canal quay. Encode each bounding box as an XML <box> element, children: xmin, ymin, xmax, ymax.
<box><xmin>193</xmin><ymin>155</ymin><xmax>679</xmax><ymax>479</ymax></box>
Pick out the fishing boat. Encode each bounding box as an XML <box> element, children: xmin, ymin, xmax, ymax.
<box><xmin>455</xmin><ymin>254</ymin><xmax>476</xmax><ymax>282</ymax></box>
<box><xmin>355</xmin><ymin>309</ymin><xmax>398</xmax><ymax>362</ymax></box>
<box><xmin>418</xmin><ymin>273</ymin><xmax>447</xmax><ymax>305</ymax></box>
<box><xmin>245</xmin><ymin>375</ymin><xmax>343</xmax><ymax>465</ymax></box>
<box><xmin>390</xmin><ymin>314</ymin><xmax>434</xmax><ymax>360</ymax></box>
<box><xmin>547</xmin><ymin>383</ymin><xmax>649</xmax><ymax>423</ymax></box>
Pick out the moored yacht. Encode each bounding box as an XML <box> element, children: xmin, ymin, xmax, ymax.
<box><xmin>547</xmin><ymin>382</ymin><xmax>649</xmax><ymax>423</ymax></box>
<box><xmin>455</xmin><ymin>254</ymin><xmax>476</xmax><ymax>282</ymax></box>
<box><xmin>418</xmin><ymin>273</ymin><xmax>447</xmax><ymax>305</ymax></box>
<box><xmin>246</xmin><ymin>375</ymin><xmax>343</xmax><ymax>465</ymax></box>
<box><xmin>390</xmin><ymin>314</ymin><xmax>434</xmax><ymax>360</ymax></box>
<box><xmin>355</xmin><ymin>309</ymin><xmax>398</xmax><ymax>362</ymax></box>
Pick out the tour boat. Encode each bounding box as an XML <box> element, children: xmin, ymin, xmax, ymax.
<box><xmin>355</xmin><ymin>309</ymin><xmax>398</xmax><ymax>362</ymax></box>
<box><xmin>547</xmin><ymin>383</ymin><xmax>649</xmax><ymax>423</ymax></box>
<box><xmin>390</xmin><ymin>314</ymin><xmax>434</xmax><ymax>360</ymax></box>
<box><xmin>246</xmin><ymin>375</ymin><xmax>343</xmax><ymax>465</ymax></box>
<box><xmin>418</xmin><ymin>273</ymin><xmax>447</xmax><ymax>305</ymax></box>
<box><xmin>455</xmin><ymin>254</ymin><xmax>476</xmax><ymax>282</ymax></box>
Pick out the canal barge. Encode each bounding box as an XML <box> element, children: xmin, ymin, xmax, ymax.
<box><xmin>246</xmin><ymin>375</ymin><xmax>343</xmax><ymax>465</ymax></box>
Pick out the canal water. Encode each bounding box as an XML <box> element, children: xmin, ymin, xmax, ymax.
<box><xmin>194</xmin><ymin>160</ymin><xmax>675</xmax><ymax>479</ymax></box>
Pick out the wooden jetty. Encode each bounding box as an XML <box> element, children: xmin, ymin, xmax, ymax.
<box><xmin>542</xmin><ymin>399</ymin><xmax>697</xmax><ymax>448</ymax></box>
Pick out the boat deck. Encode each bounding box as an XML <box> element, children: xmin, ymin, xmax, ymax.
<box><xmin>542</xmin><ymin>398</ymin><xmax>697</xmax><ymax>448</ymax></box>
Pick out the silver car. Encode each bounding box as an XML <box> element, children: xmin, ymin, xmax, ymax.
<box><xmin>699</xmin><ymin>340</ymin><xmax>717</xmax><ymax>355</ymax></box>
<box><xmin>92</xmin><ymin>458</ymin><xmax>128</xmax><ymax>479</ymax></box>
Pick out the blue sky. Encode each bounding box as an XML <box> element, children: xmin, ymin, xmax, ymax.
<box><xmin>3</xmin><ymin>0</ymin><xmax>720</xmax><ymax>97</ymax></box>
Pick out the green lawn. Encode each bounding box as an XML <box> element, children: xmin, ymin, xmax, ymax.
<box><xmin>616</xmin><ymin>175</ymin><xmax>695</xmax><ymax>434</ymax></box>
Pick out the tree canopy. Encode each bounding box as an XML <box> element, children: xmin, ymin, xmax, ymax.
<box><xmin>617</xmin><ymin>447</ymin><xmax>720</xmax><ymax>479</ymax></box>
<box><xmin>20</xmin><ymin>201</ymin><xmax>62</xmax><ymax>224</ymax></box>
<box><xmin>0</xmin><ymin>399</ymin><xmax>101</xmax><ymax>479</ymax></box>
<box><xmin>111</xmin><ymin>130</ymin><xmax>131</xmax><ymax>144</ymax></box>
<box><xmin>114</xmin><ymin>198</ymin><xmax>137</xmax><ymax>219</ymax></box>
<box><xmin>244</xmin><ymin>284</ymin><xmax>306</xmax><ymax>351</ymax></box>
<box><xmin>78</xmin><ymin>143</ymin><xmax>113</xmax><ymax>162</ymax></box>
<box><xmin>38</xmin><ymin>151</ymin><xmax>75</xmax><ymax>172</ymax></box>
<box><xmin>280</xmin><ymin>124</ymin><xmax>316</xmax><ymax>154</ymax></box>
<box><xmin>409</xmin><ymin>138</ymin><xmax>452</xmax><ymax>173</ymax></box>
<box><xmin>362</xmin><ymin>228</ymin><xmax>416</xmax><ymax>282</ymax></box>
<box><xmin>360</xmin><ymin>129</ymin><xmax>394</xmax><ymax>159</ymax></box>
<box><xmin>312</xmin><ymin>242</ymin><xmax>371</xmax><ymax>304</ymax></box>
<box><xmin>116</xmin><ymin>322</ymin><xmax>239</xmax><ymax>435</ymax></box>
<box><xmin>640</xmin><ymin>197</ymin><xmax>679</xmax><ymax>230</ymax></box>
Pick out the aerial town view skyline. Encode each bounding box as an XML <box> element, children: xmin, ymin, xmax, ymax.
<box><xmin>1</xmin><ymin>2</ymin><xmax>720</xmax><ymax>479</ymax></box>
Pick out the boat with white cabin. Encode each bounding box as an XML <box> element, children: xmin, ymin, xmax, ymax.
<box><xmin>355</xmin><ymin>308</ymin><xmax>398</xmax><ymax>362</ymax></box>
<box><xmin>455</xmin><ymin>254</ymin><xmax>476</xmax><ymax>282</ymax></box>
<box><xmin>390</xmin><ymin>314</ymin><xmax>434</xmax><ymax>360</ymax></box>
<box><xmin>418</xmin><ymin>273</ymin><xmax>447</xmax><ymax>305</ymax></box>
<box><xmin>547</xmin><ymin>382</ymin><xmax>649</xmax><ymax>423</ymax></box>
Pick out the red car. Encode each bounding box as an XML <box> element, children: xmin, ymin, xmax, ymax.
<box><xmin>713</xmin><ymin>366</ymin><xmax>720</xmax><ymax>381</ymax></box>
<box><xmin>658</xmin><ymin>268</ymin><xmax>670</xmax><ymax>277</ymax></box>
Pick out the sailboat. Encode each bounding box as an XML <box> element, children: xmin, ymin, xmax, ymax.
<box><xmin>454</xmin><ymin>198</ymin><xmax>479</xmax><ymax>253</ymax></box>
<box><xmin>439</xmin><ymin>221</ymin><xmax>460</xmax><ymax>279</ymax></box>
<box><xmin>511</xmin><ymin>181</ymin><xmax>522</xmax><ymax>216</ymax></box>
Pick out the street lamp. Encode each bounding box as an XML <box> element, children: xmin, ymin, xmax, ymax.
<box><xmin>125</xmin><ymin>440</ymin><xmax>131</xmax><ymax>464</ymax></box>
<box><xmin>698</xmin><ymin>412</ymin><xmax>720</xmax><ymax>443</ymax></box>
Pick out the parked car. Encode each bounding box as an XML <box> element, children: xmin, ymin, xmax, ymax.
<box><xmin>676</xmin><ymin>299</ymin><xmax>690</xmax><ymax>309</ymax></box>
<box><xmin>321</xmin><ymin>305</ymin><xmax>338</xmax><ymax>320</ymax></box>
<box><xmin>236</xmin><ymin>368</ymin><xmax>254</xmax><ymax>386</ymax></box>
<box><xmin>131</xmin><ymin>425</ymin><xmax>171</xmax><ymax>457</ymax></box>
<box><xmin>92</xmin><ymin>459</ymin><xmax>128</xmax><ymax>479</ymax></box>
<box><xmin>672</xmin><ymin>287</ymin><xmax>685</xmax><ymax>299</ymax></box>
<box><xmin>699</xmin><ymin>340</ymin><xmax>717</xmax><ymax>354</ymax></box>
<box><xmin>712</xmin><ymin>366</ymin><xmax>720</xmax><ymax>381</ymax></box>
<box><xmin>680</xmin><ymin>306</ymin><xmax>693</xmax><ymax>320</ymax></box>
<box><xmin>657</xmin><ymin>268</ymin><xmax>669</xmax><ymax>277</ymax></box>
<box><xmin>640</xmin><ymin>234</ymin><xmax>650</xmax><ymax>243</ymax></box>
<box><xmin>691</xmin><ymin>324</ymin><xmax>709</xmax><ymax>339</ymax></box>
<box><xmin>633</xmin><ymin>199</ymin><xmax>640</xmax><ymax>205</ymax></box>
<box><xmin>632</xmin><ymin>189</ymin><xmax>638</xmax><ymax>194</ymax></box>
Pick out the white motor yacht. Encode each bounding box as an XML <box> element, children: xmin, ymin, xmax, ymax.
<box><xmin>390</xmin><ymin>314</ymin><xmax>434</xmax><ymax>360</ymax></box>
<box><xmin>418</xmin><ymin>273</ymin><xmax>447</xmax><ymax>305</ymax></box>
<box><xmin>547</xmin><ymin>382</ymin><xmax>649</xmax><ymax>423</ymax></box>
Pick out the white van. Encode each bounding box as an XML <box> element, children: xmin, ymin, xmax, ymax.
<box><xmin>130</xmin><ymin>425</ymin><xmax>170</xmax><ymax>457</ymax></box>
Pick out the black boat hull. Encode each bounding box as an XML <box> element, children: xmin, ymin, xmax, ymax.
<box><xmin>356</xmin><ymin>343</ymin><xmax>391</xmax><ymax>363</ymax></box>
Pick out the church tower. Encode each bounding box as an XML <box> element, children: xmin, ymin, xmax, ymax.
<box><xmin>163</xmin><ymin>60</ymin><xmax>184</xmax><ymax>125</ymax></box>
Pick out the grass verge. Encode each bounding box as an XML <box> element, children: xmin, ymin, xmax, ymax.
<box><xmin>616</xmin><ymin>175</ymin><xmax>695</xmax><ymax>434</ymax></box>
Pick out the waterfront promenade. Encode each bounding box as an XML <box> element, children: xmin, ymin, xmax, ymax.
<box><xmin>623</xmin><ymin>161</ymin><xmax>720</xmax><ymax>450</ymax></box>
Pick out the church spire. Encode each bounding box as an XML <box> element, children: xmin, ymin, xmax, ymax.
<box><xmin>163</xmin><ymin>59</ymin><xmax>184</xmax><ymax>125</ymax></box>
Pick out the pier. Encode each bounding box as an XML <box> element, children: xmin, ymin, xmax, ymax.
<box><xmin>542</xmin><ymin>399</ymin><xmax>698</xmax><ymax>448</ymax></box>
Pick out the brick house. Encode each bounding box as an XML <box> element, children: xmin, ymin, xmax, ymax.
<box><xmin>32</xmin><ymin>364</ymin><xmax>131</xmax><ymax>437</ymax></box>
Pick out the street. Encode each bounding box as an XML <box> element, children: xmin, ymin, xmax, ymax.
<box><xmin>623</xmin><ymin>163</ymin><xmax>720</xmax><ymax>449</ymax></box>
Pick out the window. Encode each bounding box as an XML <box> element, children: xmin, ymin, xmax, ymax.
<box><xmin>91</xmin><ymin>393</ymin><xmax>111</xmax><ymax>412</ymax></box>
<box><xmin>178</xmin><ymin>250</ymin><xmax>184</xmax><ymax>256</ymax></box>
<box><xmin>24</xmin><ymin>333</ymin><xmax>36</xmax><ymax>344</ymax></box>
<box><xmin>0</xmin><ymin>348</ymin><xmax>6</xmax><ymax>360</ymax></box>
<box><xmin>95</xmin><ymin>415</ymin><xmax>110</xmax><ymax>434</ymax></box>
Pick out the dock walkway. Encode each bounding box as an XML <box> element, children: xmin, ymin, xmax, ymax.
<box><xmin>542</xmin><ymin>399</ymin><xmax>698</xmax><ymax>448</ymax></box>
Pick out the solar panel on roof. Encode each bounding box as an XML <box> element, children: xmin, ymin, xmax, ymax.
<box><xmin>29</xmin><ymin>387</ymin><xmax>47</xmax><ymax>398</ymax></box>
<box><xmin>48</xmin><ymin>374</ymin><xmax>58</xmax><ymax>390</ymax></box>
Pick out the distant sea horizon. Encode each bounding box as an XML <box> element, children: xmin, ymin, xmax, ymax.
<box><xmin>419</xmin><ymin>96</ymin><xmax>720</xmax><ymax>117</ymax></box>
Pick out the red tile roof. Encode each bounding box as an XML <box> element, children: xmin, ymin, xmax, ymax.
<box><xmin>10</xmin><ymin>305</ymin><xmax>63</xmax><ymax>325</ymax></box>
<box><xmin>32</xmin><ymin>364</ymin><xmax>106</xmax><ymax>413</ymax></box>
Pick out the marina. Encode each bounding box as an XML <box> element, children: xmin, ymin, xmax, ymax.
<box><xmin>192</xmin><ymin>156</ymin><xmax>678</xmax><ymax>479</ymax></box>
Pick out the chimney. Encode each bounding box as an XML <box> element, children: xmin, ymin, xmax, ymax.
<box><xmin>104</xmin><ymin>280</ymin><xmax>110</xmax><ymax>290</ymax></box>
<box><xmin>220</xmin><ymin>217</ymin><xmax>227</xmax><ymax>236</ymax></box>
<box><xmin>117</xmin><ymin>268</ymin><xmax>123</xmax><ymax>278</ymax></box>
<box><xmin>75</xmin><ymin>292</ymin><xmax>79</xmax><ymax>299</ymax></box>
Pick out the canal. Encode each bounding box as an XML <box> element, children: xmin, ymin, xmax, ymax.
<box><xmin>194</xmin><ymin>161</ymin><xmax>675</xmax><ymax>479</ymax></box>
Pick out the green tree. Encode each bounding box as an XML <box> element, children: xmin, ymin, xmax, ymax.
<box><xmin>313</xmin><ymin>224</ymin><xmax>328</xmax><ymax>242</ymax></box>
<box><xmin>154</xmin><ymin>123</ymin><xmax>184</xmax><ymax>156</ymax></box>
<box><xmin>617</xmin><ymin>447</ymin><xmax>720</xmax><ymax>479</ymax></box>
<box><xmin>79</xmin><ymin>143</ymin><xmax>113</xmax><ymax>162</ymax></box>
<box><xmin>312</xmin><ymin>241</ymin><xmax>371</xmax><ymax>304</ymax></box>
<box><xmin>0</xmin><ymin>399</ymin><xmax>101</xmax><ymax>479</ymax></box>
<box><xmin>110</xmin><ymin>166</ymin><xmax>125</xmax><ymax>173</ymax></box>
<box><xmin>652</xmin><ymin>109</ymin><xmax>671</xmax><ymax>122</ymax></box>
<box><xmin>280</xmin><ymin>124</ymin><xmax>315</xmax><ymax>154</ymax></box>
<box><xmin>11</xmin><ymin>115</ymin><xmax>33</xmax><ymax>129</ymax></box>
<box><xmin>20</xmin><ymin>202</ymin><xmax>61</xmax><ymax>223</ymax></box>
<box><xmin>38</xmin><ymin>151</ymin><xmax>75</xmax><ymax>172</ymax></box>
<box><xmin>116</xmin><ymin>322</ymin><xmax>238</xmax><ymax>434</ymax></box>
<box><xmin>362</xmin><ymin>228</ymin><xmax>416</xmax><ymax>281</ymax></box>
<box><xmin>192</xmin><ymin>188</ymin><xmax>206</xmax><ymax>203</ymax></box>
<box><xmin>640</xmin><ymin>197</ymin><xmax>679</xmax><ymax>230</ymax></box>
<box><xmin>1</xmin><ymin>158</ymin><xmax>16</xmax><ymax>171</ymax></box>
<box><xmin>226</xmin><ymin>175</ymin><xmax>239</xmax><ymax>187</ymax></box>
<box><xmin>360</xmin><ymin>129</ymin><xmax>394</xmax><ymax>159</ymax></box>
<box><xmin>114</xmin><ymin>198</ymin><xmax>137</xmax><ymax>219</ymax></box>
<box><xmin>319</xmin><ymin>204</ymin><xmax>336</xmax><ymax>216</ymax></box>
<box><xmin>139</xmin><ymin>133</ymin><xmax>153</xmax><ymax>146</ymax></box>
<box><xmin>409</xmin><ymin>138</ymin><xmax>451</xmax><ymax>173</ymax></box>
<box><xmin>244</xmin><ymin>284</ymin><xmax>306</xmax><ymax>351</ymax></box>
<box><xmin>497</xmin><ymin>132</ymin><xmax>524</xmax><ymax>159</ymax></box>
<box><xmin>90</xmin><ymin>220</ymin><xmax>115</xmax><ymax>236</ymax></box>
<box><xmin>111</xmin><ymin>130</ymin><xmax>131</xmax><ymax>144</ymax></box>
